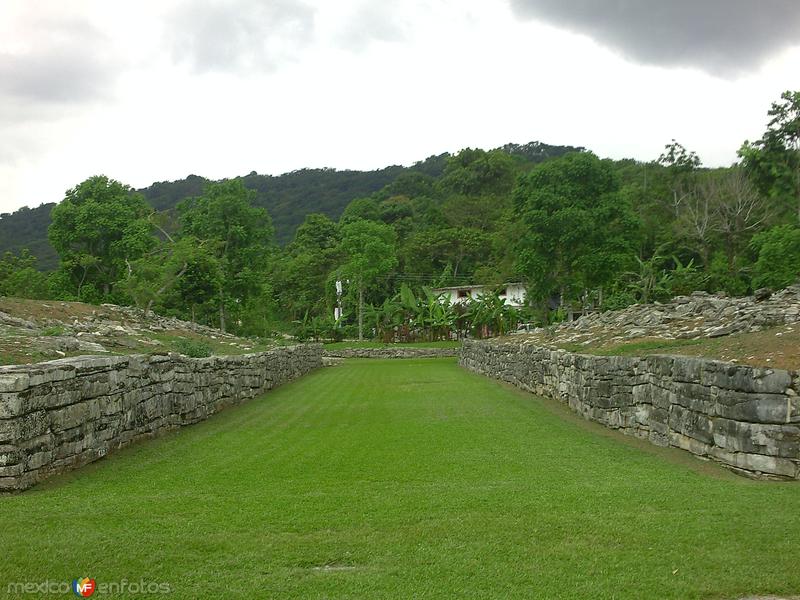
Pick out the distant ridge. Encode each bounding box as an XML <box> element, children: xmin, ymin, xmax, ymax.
<box><xmin>0</xmin><ymin>141</ymin><xmax>582</xmax><ymax>270</ymax></box>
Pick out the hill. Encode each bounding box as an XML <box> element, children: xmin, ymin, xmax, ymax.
<box><xmin>0</xmin><ymin>204</ymin><xmax>59</xmax><ymax>269</ymax></box>
<box><xmin>0</xmin><ymin>141</ymin><xmax>581</xmax><ymax>269</ymax></box>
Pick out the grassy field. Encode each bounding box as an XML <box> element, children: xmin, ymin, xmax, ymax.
<box><xmin>1</xmin><ymin>359</ymin><xmax>799</xmax><ymax>599</ymax></box>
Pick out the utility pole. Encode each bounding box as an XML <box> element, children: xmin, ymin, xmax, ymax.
<box><xmin>335</xmin><ymin>280</ymin><xmax>343</xmax><ymax>324</ymax></box>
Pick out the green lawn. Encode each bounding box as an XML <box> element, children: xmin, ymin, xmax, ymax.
<box><xmin>1</xmin><ymin>359</ymin><xmax>799</xmax><ymax>599</ymax></box>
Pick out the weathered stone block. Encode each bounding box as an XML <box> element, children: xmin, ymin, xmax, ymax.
<box><xmin>0</xmin><ymin>372</ymin><xmax>30</xmax><ymax>393</ymax></box>
<box><xmin>710</xmin><ymin>448</ymin><xmax>797</xmax><ymax>478</ymax></box>
<box><xmin>713</xmin><ymin>418</ymin><xmax>800</xmax><ymax>456</ymax></box>
<box><xmin>0</xmin><ymin>392</ymin><xmax>24</xmax><ymax>419</ymax></box>
<box><xmin>714</xmin><ymin>390</ymin><xmax>791</xmax><ymax>424</ymax></box>
<box><xmin>460</xmin><ymin>340</ymin><xmax>800</xmax><ymax>480</ymax></box>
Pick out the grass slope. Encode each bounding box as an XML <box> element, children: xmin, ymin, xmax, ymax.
<box><xmin>1</xmin><ymin>359</ymin><xmax>799</xmax><ymax>599</ymax></box>
<box><xmin>556</xmin><ymin>324</ymin><xmax>800</xmax><ymax>371</ymax></box>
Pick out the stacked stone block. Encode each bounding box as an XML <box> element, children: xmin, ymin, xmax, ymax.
<box><xmin>460</xmin><ymin>340</ymin><xmax>800</xmax><ymax>479</ymax></box>
<box><xmin>0</xmin><ymin>345</ymin><xmax>322</xmax><ymax>492</ymax></box>
<box><xmin>322</xmin><ymin>347</ymin><xmax>458</xmax><ymax>359</ymax></box>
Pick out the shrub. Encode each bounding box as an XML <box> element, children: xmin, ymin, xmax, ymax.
<box><xmin>173</xmin><ymin>338</ymin><xmax>212</xmax><ymax>358</ymax></box>
<box><xmin>40</xmin><ymin>326</ymin><xmax>65</xmax><ymax>337</ymax></box>
<box><xmin>750</xmin><ymin>225</ymin><xmax>800</xmax><ymax>290</ymax></box>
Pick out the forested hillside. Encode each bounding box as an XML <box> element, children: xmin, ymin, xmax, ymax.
<box><xmin>1</xmin><ymin>91</ymin><xmax>798</xmax><ymax>344</ymax></box>
<box><xmin>2</xmin><ymin>144</ymin><xmax>567</xmax><ymax>265</ymax></box>
<box><xmin>0</xmin><ymin>204</ymin><xmax>58</xmax><ymax>269</ymax></box>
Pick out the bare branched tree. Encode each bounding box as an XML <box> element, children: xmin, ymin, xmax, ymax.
<box><xmin>674</xmin><ymin>168</ymin><xmax>770</xmax><ymax>270</ymax></box>
<box><xmin>672</xmin><ymin>181</ymin><xmax>713</xmax><ymax>264</ymax></box>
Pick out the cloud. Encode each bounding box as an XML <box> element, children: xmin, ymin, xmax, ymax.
<box><xmin>333</xmin><ymin>2</ymin><xmax>407</xmax><ymax>51</ymax></box>
<box><xmin>0</xmin><ymin>17</ymin><xmax>115</xmax><ymax>106</ymax></box>
<box><xmin>509</xmin><ymin>0</ymin><xmax>800</xmax><ymax>76</ymax></box>
<box><xmin>166</xmin><ymin>0</ymin><xmax>316</xmax><ymax>73</ymax></box>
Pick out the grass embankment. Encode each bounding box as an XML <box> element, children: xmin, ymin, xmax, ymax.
<box><xmin>2</xmin><ymin>359</ymin><xmax>799</xmax><ymax>599</ymax></box>
<box><xmin>557</xmin><ymin>324</ymin><xmax>800</xmax><ymax>370</ymax></box>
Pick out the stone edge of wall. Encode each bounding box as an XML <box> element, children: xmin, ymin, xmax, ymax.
<box><xmin>459</xmin><ymin>340</ymin><xmax>800</xmax><ymax>480</ymax></box>
<box><xmin>323</xmin><ymin>347</ymin><xmax>458</xmax><ymax>359</ymax></box>
<box><xmin>0</xmin><ymin>344</ymin><xmax>322</xmax><ymax>492</ymax></box>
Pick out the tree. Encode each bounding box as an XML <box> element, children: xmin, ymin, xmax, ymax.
<box><xmin>339</xmin><ymin>198</ymin><xmax>381</xmax><ymax>224</ymax></box>
<box><xmin>0</xmin><ymin>250</ymin><xmax>50</xmax><ymax>299</ymax></box>
<box><xmin>273</xmin><ymin>213</ymin><xmax>341</xmax><ymax>321</ymax></box>
<box><xmin>290</xmin><ymin>213</ymin><xmax>339</xmax><ymax>253</ymax></box>
<box><xmin>438</xmin><ymin>148</ymin><xmax>517</xmax><ymax>197</ymax></box>
<box><xmin>402</xmin><ymin>227</ymin><xmax>491</xmax><ymax>282</ymax></box>
<box><xmin>739</xmin><ymin>90</ymin><xmax>800</xmax><ymax>223</ymax></box>
<box><xmin>165</xmin><ymin>243</ymin><xmax>224</xmax><ymax>325</ymax></box>
<box><xmin>334</xmin><ymin>219</ymin><xmax>397</xmax><ymax>340</ymax></box>
<box><xmin>704</xmin><ymin>168</ymin><xmax>769</xmax><ymax>270</ymax></box>
<box><xmin>179</xmin><ymin>180</ymin><xmax>274</xmax><ymax>332</ymax></box>
<box><xmin>512</xmin><ymin>152</ymin><xmax>639</xmax><ymax>312</ymax></box>
<box><xmin>48</xmin><ymin>176</ymin><xmax>155</xmax><ymax>300</ymax></box>
<box><xmin>122</xmin><ymin>236</ymin><xmax>204</xmax><ymax>317</ymax></box>
<box><xmin>749</xmin><ymin>225</ymin><xmax>800</xmax><ymax>289</ymax></box>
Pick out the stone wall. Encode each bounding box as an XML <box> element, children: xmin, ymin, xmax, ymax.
<box><xmin>460</xmin><ymin>340</ymin><xmax>800</xmax><ymax>479</ymax></box>
<box><xmin>0</xmin><ymin>345</ymin><xmax>322</xmax><ymax>492</ymax></box>
<box><xmin>323</xmin><ymin>347</ymin><xmax>458</xmax><ymax>359</ymax></box>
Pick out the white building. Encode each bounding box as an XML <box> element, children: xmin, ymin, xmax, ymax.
<box><xmin>430</xmin><ymin>283</ymin><xmax>527</xmax><ymax>307</ymax></box>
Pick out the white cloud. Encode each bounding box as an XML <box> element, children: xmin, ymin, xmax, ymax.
<box><xmin>0</xmin><ymin>0</ymin><xmax>798</xmax><ymax>214</ymax></box>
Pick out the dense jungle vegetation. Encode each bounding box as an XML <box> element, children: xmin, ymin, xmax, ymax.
<box><xmin>1</xmin><ymin>92</ymin><xmax>798</xmax><ymax>341</ymax></box>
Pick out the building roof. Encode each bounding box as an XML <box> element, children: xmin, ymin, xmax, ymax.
<box><xmin>430</xmin><ymin>283</ymin><xmax>524</xmax><ymax>292</ymax></box>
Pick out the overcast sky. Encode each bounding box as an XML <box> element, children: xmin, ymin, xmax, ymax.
<box><xmin>1</xmin><ymin>0</ymin><xmax>799</xmax><ymax>214</ymax></box>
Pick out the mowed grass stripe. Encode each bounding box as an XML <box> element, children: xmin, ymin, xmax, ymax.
<box><xmin>1</xmin><ymin>358</ymin><xmax>799</xmax><ymax>599</ymax></box>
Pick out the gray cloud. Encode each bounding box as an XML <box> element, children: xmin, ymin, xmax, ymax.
<box><xmin>509</xmin><ymin>0</ymin><xmax>800</xmax><ymax>76</ymax></box>
<box><xmin>0</xmin><ymin>17</ymin><xmax>115</xmax><ymax>105</ymax></box>
<box><xmin>167</xmin><ymin>0</ymin><xmax>316</xmax><ymax>72</ymax></box>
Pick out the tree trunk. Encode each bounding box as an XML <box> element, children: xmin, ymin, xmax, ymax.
<box><xmin>358</xmin><ymin>285</ymin><xmax>364</xmax><ymax>341</ymax></box>
<box><xmin>219</xmin><ymin>285</ymin><xmax>226</xmax><ymax>333</ymax></box>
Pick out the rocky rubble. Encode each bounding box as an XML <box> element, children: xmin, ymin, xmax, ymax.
<box><xmin>0</xmin><ymin>299</ymin><xmax>259</xmax><ymax>361</ymax></box>
<box><xmin>518</xmin><ymin>285</ymin><xmax>800</xmax><ymax>347</ymax></box>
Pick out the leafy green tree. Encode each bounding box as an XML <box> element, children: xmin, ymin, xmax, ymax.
<box><xmin>749</xmin><ymin>224</ymin><xmax>800</xmax><ymax>289</ymax></box>
<box><xmin>376</xmin><ymin>172</ymin><xmax>437</xmax><ymax>201</ymax></box>
<box><xmin>658</xmin><ymin>139</ymin><xmax>701</xmax><ymax>173</ymax></box>
<box><xmin>290</xmin><ymin>213</ymin><xmax>339</xmax><ymax>252</ymax></box>
<box><xmin>464</xmin><ymin>292</ymin><xmax>520</xmax><ymax>338</ymax></box>
<box><xmin>48</xmin><ymin>176</ymin><xmax>155</xmax><ymax>300</ymax></box>
<box><xmin>739</xmin><ymin>90</ymin><xmax>800</xmax><ymax>223</ymax></box>
<box><xmin>339</xmin><ymin>198</ymin><xmax>381</xmax><ymax>224</ymax></box>
<box><xmin>0</xmin><ymin>250</ymin><xmax>50</xmax><ymax>299</ymax></box>
<box><xmin>122</xmin><ymin>236</ymin><xmax>208</xmax><ymax>316</ymax></box>
<box><xmin>334</xmin><ymin>219</ymin><xmax>397</xmax><ymax>340</ymax></box>
<box><xmin>273</xmin><ymin>213</ymin><xmax>341</xmax><ymax>321</ymax></box>
<box><xmin>402</xmin><ymin>227</ymin><xmax>491</xmax><ymax>281</ymax></box>
<box><xmin>179</xmin><ymin>180</ymin><xmax>274</xmax><ymax>331</ymax></box>
<box><xmin>438</xmin><ymin>148</ymin><xmax>517</xmax><ymax>197</ymax></box>
<box><xmin>164</xmin><ymin>242</ymin><xmax>224</xmax><ymax>325</ymax></box>
<box><xmin>512</xmin><ymin>152</ymin><xmax>640</xmax><ymax>312</ymax></box>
